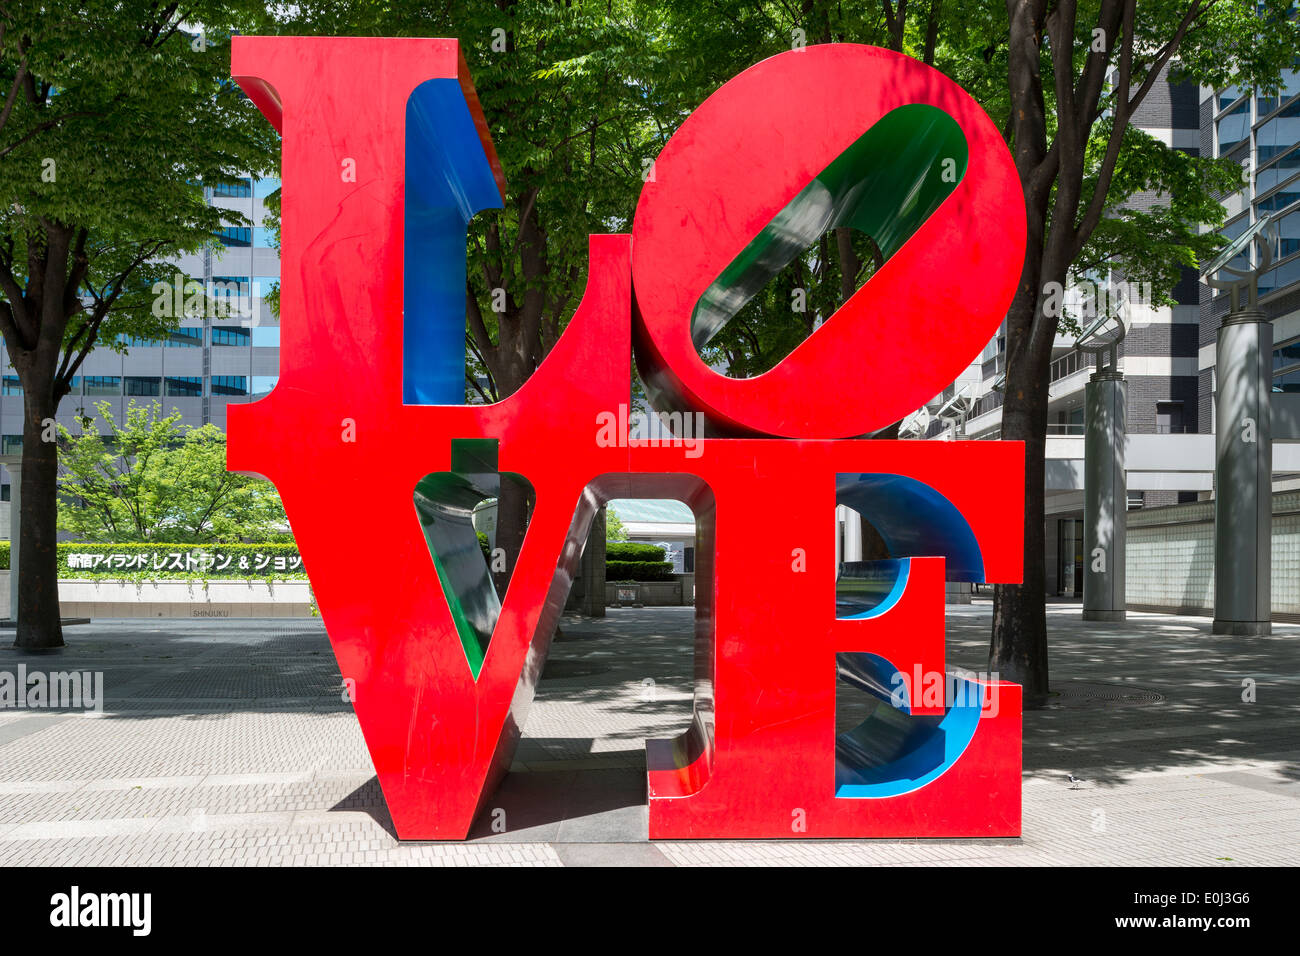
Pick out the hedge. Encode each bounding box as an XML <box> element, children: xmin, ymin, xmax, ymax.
<box><xmin>606</xmin><ymin>559</ymin><xmax>675</xmax><ymax>582</ymax></box>
<box><xmin>606</xmin><ymin>542</ymin><xmax>667</xmax><ymax>562</ymax></box>
<box><xmin>3</xmin><ymin>542</ymin><xmax>308</xmax><ymax>580</ymax></box>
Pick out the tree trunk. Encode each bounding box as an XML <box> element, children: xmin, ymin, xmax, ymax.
<box><xmin>491</xmin><ymin>476</ymin><xmax>530</xmax><ymax>600</ymax></box>
<box><xmin>14</xmin><ymin>374</ymin><xmax>63</xmax><ymax>648</ymax></box>
<box><xmin>990</xmin><ymin>286</ymin><xmax>1050</xmax><ymax>703</ymax></box>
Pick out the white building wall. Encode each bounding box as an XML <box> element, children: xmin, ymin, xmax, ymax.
<box><xmin>1126</xmin><ymin>492</ymin><xmax>1300</xmax><ymax>614</ymax></box>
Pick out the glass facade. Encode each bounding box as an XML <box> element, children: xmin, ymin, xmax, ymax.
<box><xmin>1214</xmin><ymin>68</ymin><xmax>1300</xmax><ymax>302</ymax></box>
<box><xmin>84</xmin><ymin>376</ymin><xmax>121</xmax><ymax>395</ymax></box>
<box><xmin>0</xmin><ymin>169</ymin><xmax>280</xmax><ymax>443</ymax></box>
<box><xmin>211</xmin><ymin>376</ymin><xmax>249</xmax><ymax>396</ymax></box>
<box><xmin>125</xmin><ymin>376</ymin><xmax>162</xmax><ymax>396</ymax></box>
<box><xmin>217</xmin><ymin>226</ymin><xmax>251</xmax><ymax>247</ymax></box>
<box><xmin>212</xmin><ymin>178</ymin><xmax>252</xmax><ymax>198</ymax></box>
<box><xmin>1277</xmin><ymin>337</ymin><xmax>1300</xmax><ymax>393</ymax></box>
<box><xmin>165</xmin><ymin>376</ymin><xmax>203</xmax><ymax>397</ymax></box>
<box><xmin>212</xmin><ymin>326</ymin><xmax>252</xmax><ymax>347</ymax></box>
<box><xmin>167</xmin><ymin>328</ymin><xmax>203</xmax><ymax>347</ymax></box>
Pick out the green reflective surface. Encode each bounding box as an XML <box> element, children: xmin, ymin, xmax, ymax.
<box><xmin>413</xmin><ymin>440</ymin><xmax>532</xmax><ymax>680</ymax></box>
<box><xmin>691</xmin><ymin>104</ymin><xmax>968</xmax><ymax>349</ymax></box>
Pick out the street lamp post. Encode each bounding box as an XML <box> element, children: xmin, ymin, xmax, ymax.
<box><xmin>1080</xmin><ymin>307</ymin><xmax>1129</xmax><ymax>622</ymax></box>
<box><xmin>1203</xmin><ymin>216</ymin><xmax>1279</xmax><ymax>636</ymax></box>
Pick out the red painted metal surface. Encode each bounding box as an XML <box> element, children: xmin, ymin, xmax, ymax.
<box><xmin>632</xmin><ymin>45</ymin><xmax>1025</xmax><ymax>439</ymax></box>
<box><xmin>228</xmin><ymin>37</ymin><xmax>1026</xmax><ymax>840</ymax></box>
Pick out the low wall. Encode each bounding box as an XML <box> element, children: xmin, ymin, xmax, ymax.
<box><xmin>605</xmin><ymin>580</ymin><xmax>684</xmax><ymax>606</ymax></box>
<box><xmin>1127</xmin><ymin>491</ymin><xmax>1300</xmax><ymax>616</ymax></box>
<box><xmin>0</xmin><ymin>573</ymin><xmax>315</xmax><ymax>619</ymax></box>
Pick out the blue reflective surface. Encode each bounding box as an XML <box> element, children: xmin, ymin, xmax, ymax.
<box><xmin>404</xmin><ymin>79</ymin><xmax>505</xmax><ymax>406</ymax></box>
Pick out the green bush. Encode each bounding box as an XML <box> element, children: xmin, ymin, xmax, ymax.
<box><xmin>53</xmin><ymin>542</ymin><xmax>305</xmax><ymax>580</ymax></box>
<box><xmin>605</xmin><ymin>542</ymin><xmax>666</xmax><ymax>562</ymax></box>
<box><xmin>0</xmin><ymin>540</ymin><xmax>8</xmax><ymax>570</ymax></box>
<box><xmin>606</xmin><ymin>560</ymin><xmax>675</xmax><ymax>581</ymax></box>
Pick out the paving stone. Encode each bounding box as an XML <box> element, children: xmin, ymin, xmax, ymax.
<box><xmin>0</xmin><ymin>607</ymin><xmax>1295</xmax><ymax>865</ymax></box>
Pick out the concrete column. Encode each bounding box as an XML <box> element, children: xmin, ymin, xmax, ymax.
<box><xmin>1083</xmin><ymin>371</ymin><xmax>1126</xmax><ymax>621</ymax></box>
<box><xmin>842</xmin><ymin>510</ymin><xmax>863</xmax><ymax>563</ymax></box>
<box><xmin>576</xmin><ymin>505</ymin><xmax>606</xmax><ymax>617</ymax></box>
<box><xmin>1213</xmin><ymin>309</ymin><xmax>1272</xmax><ymax>635</ymax></box>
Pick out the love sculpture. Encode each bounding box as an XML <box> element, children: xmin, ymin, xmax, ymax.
<box><xmin>228</xmin><ymin>37</ymin><xmax>1027</xmax><ymax>840</ymax></box>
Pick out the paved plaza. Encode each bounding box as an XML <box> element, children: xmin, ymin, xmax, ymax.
<box><xmin>0</xmin><ymin>604</ymin><xmax>1296</xmax><ymax>866</ymax></box>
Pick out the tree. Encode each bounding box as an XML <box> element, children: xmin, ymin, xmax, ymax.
<box><xmin>0</xmin><ymin>1</ymin><xmax>277</xmax><ymax>647</ymax></box>
<box><xmin>255</xmin><ymin>2</ymin><xmax>1291</xmax><ymax>702</ymax></box>
<box><xmin>990</xmin><ymin>0</ymin><xmax>1296</xmax><ymax>699</ymax></box>
<box><xmin>265</xmin><ymin>0</ymin><xmax>665</xmax><ymax>589</ymax></box>
<box><xmin>57</xmin><ymin>401</ymin><xmax>288</xmax><ymax>544</ymax></box>
<box><xmin>606</xmin><ymin>508</ymin><xmax>628</xmax><ymax>542</ymax></box>
<box><xmin>646</xmin><ymin>1</ymin><xmax>1292</xmax><ymax>700</ymax></box>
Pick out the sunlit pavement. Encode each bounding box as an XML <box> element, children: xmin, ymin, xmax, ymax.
<box><xmin>0</xmin><ymin>604</ymin><xmax>1295</xmax><ymax>866</ymax></box>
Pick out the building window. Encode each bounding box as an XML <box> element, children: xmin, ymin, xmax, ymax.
<box><xmin>84</xmin><ymin>376</ymin><xmax>121</xmax><ymax>396</ymax></box>
<box><xmin>1274</xmin><ymin>338</ymin><xmax>1300</xmax><ymax>371</ymax></box>
<box><xmin>212</xmin><ymin>178</ymin><xmax>252</xmax><ymax>198</ymax></box>
<box><xmin>1155</xmin><ymin>401</ymin><xmax>1185</xmax><ymax>434</ymax></box>
<box><xmin>253</xmin><ymin>177</ymin><xmax>280</xmax><ymax>198</ymax></box>
<box><xmin>1217</xmin><ymin>98</ymin><xmax>1250</xmax><ymax>156</ymax></box>
<box><xmin>211</xmin><ymin>376</ymin><xmax>249</xmax><ymax>396</ymax></box>
<box><xmin>1257</xmin><ymin>98</ymin><xmax>1300</xmax><ymax>163</ymax></box>
<box><xmin>1218</xmin><ymin>86</ymin><xmax>1245</xmax><ymax>113</ymax></box>
<box><xmin>1276</xmin><ymin>337</ymin><xmax>1300</xmax><ymax>393</ymax></box>
<box><xmin>216</xmin><ymin>226</ymin><xmax>251</xmax><ymax>248</ymax></box>
<box><xmin>1257</xmin><ymin>176</ymin><xmax>1300</xmax><ymax>213</ymax></box>
<box><xmin>1259</xmin><ymin>254</ymin><xmax>1300</xmax><ymax>296</ymax></box>
<box><xmin>211</xmin><ymin>275</ymin><xmax>250</xmax><ymax>296</ymax></box>
<box><xmin>125</xmin><ymin>376</ymin><xmax>161</xmax><ymax>397</ymax></box>
<box><xmin>167</xmin><ymin>328</ymin><xmax>203</xmax><ymax>348</ymax></box>
<box><xmin>212</xmin><ymin>325</ymin><xmax>251</xmax><ymax>346</ymax></box>
<box><xmin>1217</xmin><ymin>215</ymin><xmax>1251</xmax><ymax>279</ymax></box>
<box><xmin>165</xmin><ymin>376</ymin><xmax>203</xmax><ymax>397</ymax></box>
<box><xmin>2</xmin><ymin>375</ymin><xmax>20</xmax><ymax>395</ymax></box>
<box><xmin>1</xmin><ymin>435</ymin><xmax>21</xmax><ymax>454</ymax></box>
<box><xmin>1256</xmin><ymin>70</ymin><xmax>1300</xmax><ymax>117</ymax></box>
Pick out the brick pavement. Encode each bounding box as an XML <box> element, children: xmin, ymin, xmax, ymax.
<box><xmin>0</xmin><ymin>605</ymin><xmax>1295</xmax><ymax>866</ymax></box>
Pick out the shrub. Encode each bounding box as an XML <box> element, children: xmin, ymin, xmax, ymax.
<box><xmin>605</xmin><ymin>542</ymin><xmax>666</xmax><ymax>562</ymax></box>
<box><xmin>606</xmin><ymin>560</ymin><xmax>675</xmax><ymax>581</ymax></box>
